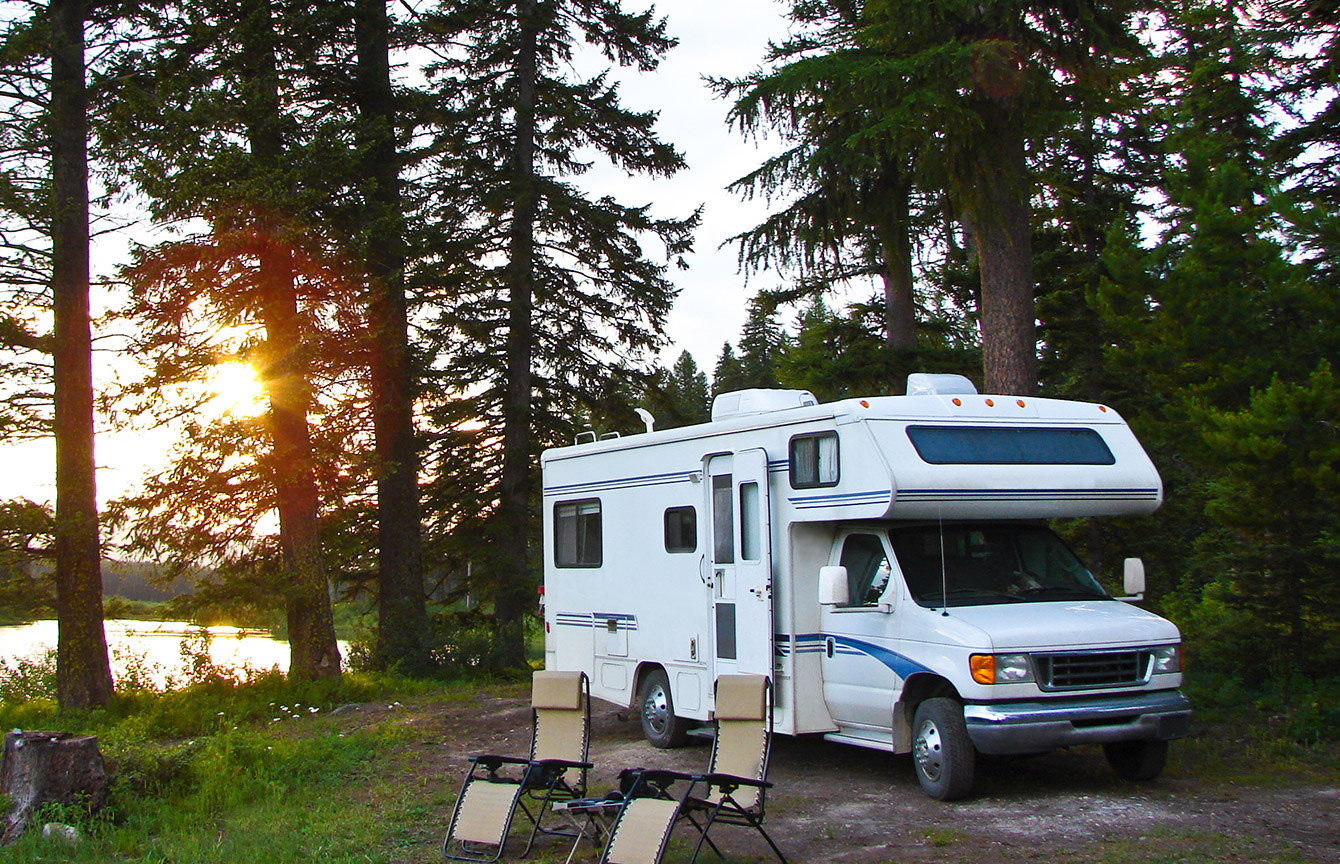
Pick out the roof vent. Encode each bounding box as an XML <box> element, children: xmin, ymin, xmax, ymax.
<box><xmin>711</xmin><ymin>388</ymin><xmax>818</xmax><ymax>422</ymax></box>
<box><xmin>906</xmin><ymin>373</ymin><xmax>978</xmax><ymax>396</ymax></box>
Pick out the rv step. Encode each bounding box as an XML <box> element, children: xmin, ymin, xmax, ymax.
<box><xmin>823</xmin><ymin>731</ymin><xmax>896</xmax><ymax>752</ymax></box>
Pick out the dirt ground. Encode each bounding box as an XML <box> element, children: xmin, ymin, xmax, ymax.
<box><xmin>366</xmin><ymin>692</ymin><xmax>1340</xmax><ymax>864</ymax></box>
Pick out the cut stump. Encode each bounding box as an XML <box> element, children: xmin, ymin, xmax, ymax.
<box><xmin>0</xmin><ymin>731</ymin><xmax>108</xmax><ymax>845</ymax></box>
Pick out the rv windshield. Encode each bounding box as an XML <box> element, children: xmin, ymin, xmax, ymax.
<box><xmin>888</xmin><ymin>523</ymin><xmax>1109</xmax><ymax>607</ymax></box>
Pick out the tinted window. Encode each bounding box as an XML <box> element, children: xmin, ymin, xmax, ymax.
<box><xmin>664</xmin><ymin>507</ymin><xmax>697</xmax><ymax>553</ymax></box>
<box><xmin>906</xmin><ymin>426</ymin><xmax>1115</xmax><ymax>465</ymax></box>
<box><xmin>790</xmin><ymin>432</ymin><xmax>839</xmax><ymax>487</ymax></box>
<box><xmin>554</xmin><ymin>499</ymin><xmax>602</xmax><ymax>567</ymax></box>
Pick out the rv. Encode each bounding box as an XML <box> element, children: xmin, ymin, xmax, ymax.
<box><xmin>540</xmin><ymin>374</ymin><xmax>1191</xmax><ymax>800</ymax></box>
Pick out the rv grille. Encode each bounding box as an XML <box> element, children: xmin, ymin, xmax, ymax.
<box><xmin>1035</xmin><ymin>650</ymin><xmax>1152</xmax><ymax>691</ymax></box>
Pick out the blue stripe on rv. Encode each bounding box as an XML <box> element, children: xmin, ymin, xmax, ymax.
<box><xmin>794</xmin><ymin>633</ymin><xmax>933</xmax><ymax>678</ymax></box>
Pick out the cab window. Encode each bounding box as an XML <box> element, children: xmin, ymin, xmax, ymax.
<box><xmin>838</xmin><ymin>533</ymin><xmax>893</xmax><ymax>607</ymax></box>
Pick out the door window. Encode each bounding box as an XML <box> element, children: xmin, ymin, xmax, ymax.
<box><xmin>712</xmin><ymin>474</ymin><xmax>734</xmax><ymax>564</ymax></box>
<box><xmin>739</xmin><ymin>482</ymin><xmax>760</xmax><ymax>561</ymax></box>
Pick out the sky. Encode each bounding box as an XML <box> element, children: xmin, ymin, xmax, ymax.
<box><xmin>0</xmin><ymin>0</ymin><xmax>796</xmax><ymax>507</ymax></box>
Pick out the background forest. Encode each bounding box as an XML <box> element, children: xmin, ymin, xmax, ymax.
<box><xmin>0</xmin><ymin>0</ymin><xmax>1335</xmax><ymax>736</ymax></box>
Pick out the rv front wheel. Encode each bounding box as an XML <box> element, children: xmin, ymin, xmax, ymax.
<box><xmin>912</xmin><ymin>697</ymin><xmax>976</xmax><ymax>801</ymax></box>
<box><xmin>638</xmin><ymin>669</ymin><xmax>690</xmax><ymax>748</ymax></box>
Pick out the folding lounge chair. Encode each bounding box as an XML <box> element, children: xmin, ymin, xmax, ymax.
<box><xmin>443</xmin><ymin>670</ymin><xmax>593</xmax><ymax>862</ymax></box>
<box><xmin>597</xmin><ymin>674</ymin><xmax>787</xmax><ymax>864</ymax></box>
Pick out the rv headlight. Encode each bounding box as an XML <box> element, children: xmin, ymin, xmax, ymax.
<box><xmin>1151</xmin><ymin>644</ymin><xmax>1182</xmax><ymax>674</ymax></box>
<box><xmin>969</xmin><ymin>653</ymin><xmax>1034</xmax><ymax>685</ymax></box>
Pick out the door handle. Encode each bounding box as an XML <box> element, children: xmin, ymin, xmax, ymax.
<box><xmin>825</xmin><ymin>637</ymin><xmax>835</xmax><ymax>659</ymax></box>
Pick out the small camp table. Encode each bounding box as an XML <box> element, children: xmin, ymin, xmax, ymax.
<box><xmin>551</xmin><ymin>797</ymin><xmax>623</xmax><ymax>863</ymax></box>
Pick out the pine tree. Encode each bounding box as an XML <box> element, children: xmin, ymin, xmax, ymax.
<box><xmin>711</xmin><ymin>343</ymin><xmax>746</xmax><ymax>398</ymax></box>
<box><xmin>100</xmin><ymin>0</ymin><xmax>350</xmax><ymax>678</ymax></box>
<box><xmin>50</xmin><ymin>0</ymin><xmax>114</xmax><ymax>707</ymax></box>
<box><xmin>715</xmin><ymin>0</ymin><xmax>921</xmax><ymax>351</ymax></box>
<box><xmin>354</xmin><ymin>0</ymin><xmax>429</xmax><ymax>672</ymax></box>
<box><xmin>419</xmin><ymin>0</ymin><xmax>697</xmax><ymax>664</ymax></box>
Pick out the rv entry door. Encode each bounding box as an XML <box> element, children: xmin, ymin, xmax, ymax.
<box><xmin>707</xmin><ymin>449</ymin><xmax>774</xmax><ymax>679</ymax></box>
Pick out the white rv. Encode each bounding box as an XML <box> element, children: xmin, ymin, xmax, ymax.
<box><xmin>540</xmin><ymin>375</ymin><xmax>1191</xmax><ymax>800</ymax></box>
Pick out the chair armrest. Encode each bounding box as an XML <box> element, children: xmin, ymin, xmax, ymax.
<box><xmin>531</xmin><ymin>758</ymin><xmax>594</xmax><ymax>771</ymax></box>
<box><xmin>693</xmin><ymin>772</ymin><xmax>774</xmax><ymax>792</ymax></box>
<box><xmin>468</xmin><ymin>754</ymin><xmax>531</xmax><ymax>771</ymax></box>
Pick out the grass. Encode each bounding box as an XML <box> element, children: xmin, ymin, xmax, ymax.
<box><xmin>1</xmin><ymin>647</ymin><xmax>1337</xmax><ymax>864</ymax></box>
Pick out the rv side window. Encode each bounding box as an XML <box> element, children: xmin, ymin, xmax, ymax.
<box><xmin>790</xmin><ymin>432</ymin><xmax>839</xmax><ymax>488</ymax></box>
<box><xmin>664</xmin><ymin>506</ymin><xmax>697</xmax><ymax>553</ymax></box>
<box><xmin>554</xmin><ymin>499</ymin><xmax>602</xmax><ymax>568</ymax></box>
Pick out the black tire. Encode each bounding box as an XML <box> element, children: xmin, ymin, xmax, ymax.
<box><xmin>1104</xmin><ymin>739</ymin><xmax>1169</xmax><ymax>782</ymax></box>
<box><xmin>638</xmin><ymin>668</ymin><xmax>690</xmax><ymax>748</ymax></box>
<box><xmin>912</xmin><ymin>697</ymin><xmax>976</xmax><ymax>801</ymax></box>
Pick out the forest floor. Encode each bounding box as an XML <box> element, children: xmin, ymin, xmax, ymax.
<box><xmin>337</xmin><ymin>688</ymin><xmax>1340</xmax><ymax>864</ymax></box>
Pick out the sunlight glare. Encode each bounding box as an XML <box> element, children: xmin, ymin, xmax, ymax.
<box><xmin>206</xmin><ymin>361</ymin><xmax>268</xmax><ymax>418</ymax></box>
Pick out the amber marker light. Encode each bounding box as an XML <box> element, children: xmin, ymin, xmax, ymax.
<box><xmin>985</xmin><ymin>398</ymin><xmax>995</xmax><ymax>407</ymax></box>
<box><xmin>970</xmin><ymin>654</ymin><xmax>995</xmax><ymax>685</ymax></box>
<box><xmin>860</xmin><ymin>400</ymin><xmax>870</xmax><ymax>408</ymax></box>
<box><xmin>1016</xmin><ymin>399</ymin><xmax>1026</xmax><ymax>407</ymax></box>
<box><xmin>952</xmin><ymin>398</ymin><xmax>962</xmax><ymax>406</ymax></box>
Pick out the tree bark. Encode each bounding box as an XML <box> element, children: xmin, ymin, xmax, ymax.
<box><xmin>969</xmin><ymin>104</ymin><xmax>1038</xmax><ymax>396</ymax></box>
<box><xmin>877</xmin><ymin>181</ymin><xmax>918</xmax><ymax>354</ymax></box>
<box><xmin>240</xmin><ymin>0</ymin><xmax>340</xmax><ymax>679</ymax></box>
<box><xmin>495</xmin><ymin>0</ymin><xmax>541</xmax><ymax>668</ymax></box>
<box><xmin>1</xmin><ymin>731</ymin><xmax>108</xmax><ymax>846</ymax></box>
<box><xmin>49</xmin><ymin>0</ymin><xmax>113</xmax><ymax>709</ymax></box>
<box><xmin>355</xmin><ymin>0</ymin><xmax>429</xmax><ymax>671</ymax></box>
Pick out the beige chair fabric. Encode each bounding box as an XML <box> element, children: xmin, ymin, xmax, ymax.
<box><xmin>601</xmin><ymin>798</ymin><xmax>680</xmax><ymax>864</ymax></box>
<box><xmin>595</xmin><ymin>674</ymin><xmax>785</xmax><ymax>864</ymax></box>
<box><xmin>443</xmin><ymin>670</ymin><xmax>591</xmax><ymax>862</ymax></box>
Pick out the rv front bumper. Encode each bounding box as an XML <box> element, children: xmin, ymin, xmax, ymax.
<box><xmin>963</xmin><ymin>689</ymin><xmax>1192</xmax><ymax>755</ymax></box>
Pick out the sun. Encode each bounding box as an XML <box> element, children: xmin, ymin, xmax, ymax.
<box><xmin>204</xmin><ymin>361</ymin><xmax>269</xmax><ymax>418</ymax></box>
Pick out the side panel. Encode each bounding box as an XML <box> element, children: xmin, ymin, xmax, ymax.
<box><xmin>543</xmin><ymin>445</ymin><xmax>714</xmax><ymax>720</ymax></box>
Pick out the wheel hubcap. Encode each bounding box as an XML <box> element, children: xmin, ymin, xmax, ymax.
<box><xmin>914</xmin><ymin>720</ymin><xmax>943</xmax><ymax>781</ymax></box>
<box><xmin>643</xmin><ymin>684</ymin><xmax>670</xmax><ymax>736</ymax></box>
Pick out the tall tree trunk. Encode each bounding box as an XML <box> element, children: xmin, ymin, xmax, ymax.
<box><xmin>970</xmin><ymin>106</ymin><xmax>1038</xmax><ymax>396</ymax></box>
<box><xmin>50</xmin><ymin>0</ymin><xmax>112</xmax><ymax>709</ymax></box>
<box><xmin>355</xmin><ymin>0</ymin><xmax>429</xmax><ymax>671</ymax></box>
<box><xmin>877</xmin><ymin>182</ymin><xmax>917</xmax><ymax>353</ymax></box>
<box><xmin>241</xmin><ymin>0</ymin><xmax>340</xmax><ymax>679</ymax></box>
<box><xmin>495</xmin><ymin>0</ymin><xmax>541</xmax><ymax>668</ymax></box>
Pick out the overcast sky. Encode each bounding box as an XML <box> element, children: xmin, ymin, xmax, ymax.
<box><xmin>576</xmin><ymin>0</ymin><xmax>794</xmax><ymax>372</ymax></box>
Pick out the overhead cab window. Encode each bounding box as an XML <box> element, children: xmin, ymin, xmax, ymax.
<box><xmin>790</xmin><ymin>432</ymin><xmax>839</xmax><ymax>488</ymax></box>
<box><xmin>555</xmin><ymin>499</ymin><xmax>602</xmax><ymax>567</ymax></box>
<box><xmin>906</xmin><ymin>426</ymin><xmax>1115</xmax><ymax>465</ymax></box>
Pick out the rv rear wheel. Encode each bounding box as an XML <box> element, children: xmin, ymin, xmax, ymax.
<box><xmin>1103</xmin><ymin>739</ymin><xmax>1169</xmax><ymax>782</ymax></box>
<box><xmin>912</xmin><ymin>697</ymin><xmax>976</xmax><ymax>801</ymax></box>
<box><xmin>638</xmin><ymin>669</ymin><xmax>690</xmax><ymax>748</ymax></box>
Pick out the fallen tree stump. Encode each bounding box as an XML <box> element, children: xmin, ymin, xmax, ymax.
<box><xmin>1</xmin><ymin>731</ymin><xmax>108</xmax><ymax>846</ymax></box>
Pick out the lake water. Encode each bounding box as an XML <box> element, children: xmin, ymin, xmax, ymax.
<box><xmin>0</xmin><ymin>619</ymin><xmax>316</xmax><ymax>689</ymax></box>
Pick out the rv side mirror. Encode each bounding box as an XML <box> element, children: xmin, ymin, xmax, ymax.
<box><xmin>1122</xmin><ymin>557</ymin><xmax>1146</xmax><ymax>599</ymax></box>
<box><xmin>819</xmin><ymin>566</ymin><xmax>848</xmax><ymax>606</ymax></box>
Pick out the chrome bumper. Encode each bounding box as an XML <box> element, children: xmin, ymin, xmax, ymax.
<box><xmin>963</xmin><ymin>689</ymin><xmax>1192</xmax><ymax>755</ymax></box>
